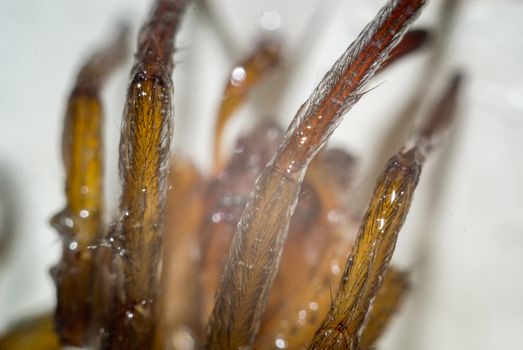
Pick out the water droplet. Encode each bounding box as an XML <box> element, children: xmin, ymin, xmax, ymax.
<box><xmin>275</xmin><ymin>337</ymin><xmax>287</xmax><ymax>349</ymax></box>
<box><xmin>260</xmin><ymin>11</ymin><xmax>281</xmax><ymax>31</ymax></box>
<box><xmin>233</xmin><ymin>144</ymin><xmax>245</xmax><ymax>154</ymax></box>
<box><xmin>171</xmin><ymin>328</ymin><xmax>195</xmax><ymax>350</ymax></box>
<box><xmin>211</xmin><ymin>212</ymin><xmax>223</xmax><ymax>223</ymax></box>
<box><xmin>330</xmin><ymin>260</ymin><xmax>341</xmax><ymax>275</ymax></box>
<box><xmin>327</xmin><ymin>209</ymin><xmax>344</xmax><ymax>224</ymax></box>
<box><xmin>237</xmin><ymin>260</ymin><xmax>253</xmax><ymax>270</ymax></box>
<box><xmin>231</xmin><ymin>66</ymin><xmax>246</xmax><ymax>87</ymax></box>
<box><xmin>309</xmin><ymin>301</ymin><xmax>318</xmax><ymax>311</ymax></box>
<box><xmin>79</xmin><ymin>210</ymin><xmax>89</xmax><ymax>218</ymax></box>
<box><xmin>298</xmin><ymin>310</ymin><xmax>307</xmax><ymax>320</ymax></box>
<box><xmin>69</xmin><ymin>241</ymin><xmax>78</xmax><ymax>251</ymax></box>
<box><xmin>64</xmin><ymin>217</ymin><xmax>74</xmax><ymax>228</ymax></box>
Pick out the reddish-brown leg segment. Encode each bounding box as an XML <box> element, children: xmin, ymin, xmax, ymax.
<box><xmin>206</xmin><ymin>1</ymin><xmax>426</xmax><ymax>348</ymax></box>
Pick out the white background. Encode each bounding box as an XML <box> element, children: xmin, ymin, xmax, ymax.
<box><xmin>0</xmin><ymin>0</ymin><xmax>522</xmax><ymax>349</ymax></box>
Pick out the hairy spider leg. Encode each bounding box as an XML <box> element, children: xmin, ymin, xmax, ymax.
<box><xmin>206</xmin><ymin>1</ymin><xmax>427</xmax><ymax>348</ymax></box>
<box><xmin>308</xmin><ymin>72</ymin><xmax>463</xmax><ymax>349</ymax></box>
<box><xmin>93</xmin><ymin>1</ymin><xmax>191</xmax><ymax>349</ymax></box>
<box><xmin>353</xmin><ymin>0</ymin><xmax>460</xmax><ymax>213</ymax></box>
<box><xmin>204</xmin><ymin>21</ymin><xmax>431</xmax><ymax>338</ymax></box>
<box><xmin>254</xmin><ymin>27</ymin><xmax>431</xmax><ymax>349</ymax></box>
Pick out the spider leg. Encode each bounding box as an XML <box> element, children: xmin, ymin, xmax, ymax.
<box><xmin>94</xmin><ymin>1</ymin><xmax>190</xmax><ymax>348</ymax></box>
<box><xmin>212</xmin><ymin>39</ymin><xmax>281</xmax><ymax>172</ymax></box>
<box><xmin>254</xmin><ymin>38</ymin><xmax>439</xmax><ymax>344</ymax></box>
<box><xmin>255</xmin><ymin>149</ymin><xmax>358</xmax><ymax>349</ymax></box>
<box><xmin>205</xmin><ymin>1</ymin><xmax>426</xmax><ymax>348</ymax></box>
<box><xmin>308</xmin><ymin>72</ymin><xmax>463</xmax><ymax>349</ymax></box>
<box><xmin>49</xmin><ymin>26</ymin><xmax>128</xmax><ymax>346</ymax></box>
<box><xmin>0</xmin><ymin>314</ymin><xmax>60</xmax><ymax>350</ymax></box>
<box><xmin>377</xmin><ymin>29</ymin><xmax>429</xmax><ymax>74</ymax></box>
<box><xmin>358</xmin><ymin>267</ymin><xmax>410</xmax><ymax>350</ymax></box>
<box><xmin>309</xmin><ymin>140</ymin><xmax>422</xmax><ymax>350</ymax></box>
<box><xmin>353</xmin><ymin>0</ymin><xmax>460</xmax><ymax>213</ymax></box>
<box><xmin>157</xmin><ymin>158</ymin><xmax>205</xmax><ymax>349</ymax></box>
<box><xmin>212</xmin><ymin>20</ymin><xmax>428</xmax><ymax>350</ymax></box>
<box><xmin>202</xmin><ymin>122</ymin><xmax>284</xmax><ymax>322</ymax></box>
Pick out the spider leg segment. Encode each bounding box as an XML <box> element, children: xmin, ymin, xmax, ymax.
<box><xmin>308</xmin><ymin>148</ymin><xmax>423</xmax><ymax>350</ymax></box>
<box><xmin>49</xmin><ymin>27</ymin><xmax>128</xmax><ymax>346</ymax></box>
<box><xmin>202</xmin><ymin>121</ymin><xmax>285</xmax><ymax>320</ymax></box>
<box><xmin>206</xmin><ymin>1</ymin><xmax>427</xmax><ymax>348</ymax></box>
<box><xmin>0</xmin><ymin>314</ymin><xmax>60</xmax><ymax>349</ymax></box>
<box><xmin>359</xmin><ymin>267</ymin><xmax>410</xmax><ymax>350</ymax></box>
<box><xmin>213</xmin><ymin>39</ymin><xmax>282</xmax><ymax>172</ymax></box>
<box><xmin>308</xmin><ymin>72</ymin><xmax>463</xmax><ymax>349</ymax></box>
<box><xmin>377</xmin><ymin>28</ymin><xmax>429</xmax><ymax>74</ymax></box>
<box><xmin>95</xmin><ymin>1</ymin><xmax>190</xmax><ymax>348</ymax></box>
<box><xmin>157</xmin><ymin>158</ymin><xmax>205</xmax><ymax>348</ymax></box>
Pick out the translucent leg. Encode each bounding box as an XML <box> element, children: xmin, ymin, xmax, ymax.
<box><xmin>50</xmin><ymin>26</ymin><xmax>128</xmax><ymax>346</ymax></box>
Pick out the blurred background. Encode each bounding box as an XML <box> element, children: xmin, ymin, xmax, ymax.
<box><xmin>0</xmin><ymin>0</ymin><xmax>522</xmax><ymax>349</ymax></box>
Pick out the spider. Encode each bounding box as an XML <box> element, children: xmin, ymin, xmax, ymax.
<box><xmin>1</xmin><ymin>0</ymin><xmax>521</xmax><ymax>349</ymax></box>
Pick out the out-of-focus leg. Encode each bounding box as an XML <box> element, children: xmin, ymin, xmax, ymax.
<box><xmin>50</xmin><ymin>27</ymin><xmax>128</xmax><ymax>347</ymax></box>
<box><xmin>359</xmin><ymin>267</ymin><xmax>410</xmax><ymax>350</ymax></box>
<box><xmin>212</xmin><ymin>40</ymin><xmax>281</xmax><ymax>172</ymax></box>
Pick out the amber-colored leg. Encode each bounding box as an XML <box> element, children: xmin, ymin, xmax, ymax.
<box><xmin>359</xmin><ymin>267</ymin><xmax>410</xmax><ymax>349</ymax></box>
<box><xmin>49</xmin><ymin>27</ymin><xmax>128</xmax><ymax>346</ymax></box>
<box><xmin>98</xmin><ymin>1</ymin><xmax>190</xmax><ymax>349</ymax></box>
<box><xmin>309</xmin><ymin>148</ymin><xmax>422</xmax><ymax>350</ymax></box>
<box><xmin>155</xmin><ymin>158</ymin><xmax>205</xmax><ymax>349</ymax></box>
<box><xmin>308</xmin><ymin>73</ymin><xmax>463</xmax><ymax>349</ymax></box>
<box><xmin>254</xmin><ymin>149</ymin><xmax>359</xmax><ymax>349</ymax></box>
<box><xmin>212</xmin><ymin>39</ymin><xmax>281</xmax><ymax>172</ymax></box>
<box><xmin>230</xmin><ymin>25</ymin><xmax>427</xmax><ymax>350</ymax></box>
<box><xmin>205</xmin><ymin>1</ymin><xmax>426</xmax><ymax>348</ymax></box>
<box><xmin>0</xmin><ymin>314</ymin><xmax>60</xmax><ymax>350</ymax></box>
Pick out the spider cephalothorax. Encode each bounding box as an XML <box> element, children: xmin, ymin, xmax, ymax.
<box><xmin>0</xmin><ymin>0</ymin><xmax>465</xmax><ymax>349</ymax></box>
